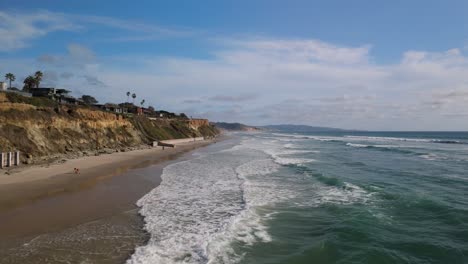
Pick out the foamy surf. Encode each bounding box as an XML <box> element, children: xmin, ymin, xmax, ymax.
<box><xmin>128</xmin><ymin>139</ymin><xmax>288</xmax><ymax>264</ymax></box>
<box><xmin>128</xmin><ymin>133</ymin><xmax>402</xmax><ymax>264</ymax></box>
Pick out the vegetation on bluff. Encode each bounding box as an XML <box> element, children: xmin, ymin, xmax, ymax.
<box><xmin>0</xmin><ymin>91</ymin><xmax>219</xmax><ymax>164</ymax></box>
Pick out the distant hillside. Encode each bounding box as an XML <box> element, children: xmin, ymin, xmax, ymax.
<box><xmin>212</xmin><ymin>122</ymin><xmax>260</xmax><ymax>132</ymax></box>
<box><xmin>262</xmin><ymin>124</ymin><xmax>348</xmax><ymax>133</ymax></box>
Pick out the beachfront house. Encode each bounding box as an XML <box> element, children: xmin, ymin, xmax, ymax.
<box><xmin>59</xmin><ymin>95</ymin><xmax>81</xmax><ymax>105</ymax></box>
<box><xmin>0</xmin><ymin>82</ymin><xmax>7</xmax><ymax>91</ymax></box>
<box><xmin>97</xmin><ymin>103</ymin><xmax>128</xmax><ymax>114</ymax></box>
<box><xmin>31</xmin><ymin>88</ymin><xmax>81</xmax><ymax>105</ymax></box>
<box><xmin>31</xmin><ymin>87</ymin><xmax>56</xmax><ymax>98</ymax></box>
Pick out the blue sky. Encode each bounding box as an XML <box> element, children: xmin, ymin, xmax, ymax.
<box><xmin>1</xmin><ymin>1</ymin><xmax>468</xmax><ymax>130</ymax></box>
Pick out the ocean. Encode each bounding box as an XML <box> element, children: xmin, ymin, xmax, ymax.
<box><xmin>127</xmin><ymin>131</ymin><xmax>468</xmax><ymax>264</ymax></box>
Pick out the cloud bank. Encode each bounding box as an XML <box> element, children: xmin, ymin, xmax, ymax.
<box><xmin>2</xmin><ymin>10</ymin><xmax>468</xmax><ymax>130</ymax></box>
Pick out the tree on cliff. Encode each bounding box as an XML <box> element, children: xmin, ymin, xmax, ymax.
<box><xmin>126</xmin><ymin>91</ymin><xmax>130</xmax><ymax>102</ymax></box>
<box><xmin>132</xmin><ymin>93</ymin><xmax>136</xmax><ymax>103</ymax></box>
<box><xmin>34</xmin><ymin>71</ymin><xmax>43</xmax><ymax>88</ymax></box>
<box><xmin>81</xmin><ymin>95</ymin><xmax>98</xmax><ymax>105</ymax></box>
<box><xmin>5</xmin><ymin>73</ymin><xmax>15</xmax><ymax>89</ymax></box>
<box><xmin>23</xmin><ymin>76</ymin><xmax>36</xmax><ymax>92</ymax></box>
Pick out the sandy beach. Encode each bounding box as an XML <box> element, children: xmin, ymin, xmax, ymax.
<box><xmin>0</xmin><ymin>139</ymin><xmax>218</xmax><ymax>263</ymax></box>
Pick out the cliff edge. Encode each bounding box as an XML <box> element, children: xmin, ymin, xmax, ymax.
<box><xmin>0</xmin><ymin>92</ymin><xmax>219</xmax><ymax>164</ymax></box>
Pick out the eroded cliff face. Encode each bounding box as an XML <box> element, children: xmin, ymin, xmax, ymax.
<box><xmin>187</xmin><ymin>119</ymin><xmax>210</xmax><ymax>130</ymax></box>
<box><xmin>131</xmin><ymin>116</ymin><xmax>219</xmax><ymax>143</ymax></box>
<box><xmin>0</xmin><ymin>98</ymin><xmax>219</xmax><ymax>164</ymax></box>
<box><xmin>0</xmin><ymin>105</ymin><xmax>142</xmax><ymax>163</ymax></box>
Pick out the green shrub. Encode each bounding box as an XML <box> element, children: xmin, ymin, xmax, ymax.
<box><xmin>4</xmin><ymin>92</ymin><xmax>57</xmax><ymax>107</ymax></box>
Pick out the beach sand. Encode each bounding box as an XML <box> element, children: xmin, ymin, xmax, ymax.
<box><xmin>0</xmin><ymin>139</ymin><xmax>217</xmax><ymax>263</ymax></box>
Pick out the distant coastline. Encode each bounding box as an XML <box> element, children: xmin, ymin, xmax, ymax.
<box><xmin>211</xmin><ymin>122</ymin><xmax>260</xmax><ymax>132</ymax></box>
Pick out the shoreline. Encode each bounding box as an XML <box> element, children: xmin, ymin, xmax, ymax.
<box><xmin>0</xmin><ymin>138</ymin><xmax>222</xmax><ymax>263</ymax></box>
<box><xmin>0</xmin><ymin>140</ymin><xmax>214</xmax><ymax>211</ymax></box>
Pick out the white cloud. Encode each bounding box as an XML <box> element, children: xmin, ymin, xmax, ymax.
<box><xmin>231</xmin><ymin>39</ymin><xmax>372</xmax><ymax>64</ymax></box>
<box><xmin>0</xmin><ymin>10</ymin><xmax>197</xmax><ymax>52</ymax></box>
<box><xmin>67</xmin><ymin>44</ymin><xmax>95</xmax><ymax>61</ymax></box>
<box><xmin>0</xmin><ymin>10</ymin><xmax>78</xmax><ymax>51</ymax></box>
<box><xmin>89</xmin><ymin>38</ymin><xmax>468</xmax><ymax>130</ymax></box>
<box><xmin>72</xmin><ymin>14</ymin><xmax>196</xmax><ymax>39</ymax></box>
<box><xmin>3</xmin><ymin>11</ymin><xmax>468</xmax><ymax>130</ymax></box>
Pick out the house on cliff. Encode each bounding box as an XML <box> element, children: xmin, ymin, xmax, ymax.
<box><xmin>0</xmin><ymin>82</ymin><xmax>7</xmax><ymax>91</ymax></box>
<box><xmin>30</xmin><ymin>88</ymin><xmax>80</xmax><ymax>104</ymax></box>
<box><xmin>95</xmin><ymin>103</ymin><xmax>128</xmax><ymax>114</ymax></box>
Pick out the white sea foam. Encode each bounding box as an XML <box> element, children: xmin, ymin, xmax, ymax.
<box><xmin>272</xmin><ymin>132</ymin><xmax>464</xmax><ymax>147</ymax></box>
<box><xmin>419</xmin><ymin>153</ymin><xmax>448</xmax><ymax>161</ymax></box>
<box><xmin>271</xmin><ymin>133</ymin><xmax>341</xmax><ymax>142</ymax></box>
<box><xmin>346</xmin><ymin>143</ymin><xmax>368</xmax><ymax>148</ymax></box>
<box><xmin>128</xmin><ymin>156</ymin><xmax>245</xmax><ymax>263</ymax></box>
<box><xmin>317</xmin><ymin>182</ymin><xmax>372</xmax><ymax>205</ymax></box>
<box><xmin>296</xmin><ymin>182</ymin><xmax>373</xmax><ymax>208</ymax></box>
<box><xmin>129</xmin><ymin>134</ymin><xmax>376</xmax><ymax>264</ymax></box>
<box><xmin>236</xmin><ymin>159</ymin><xmax>280</xmax><ymax>178</ymax></box>
<box><xmin>346</xmin><ymin>143</ymin><xmax>404</xmax><ymax>149</ymax></box>
<box><xmin>273</xmin><ymin>157</ymin><xmax>316</xmax><ymax>165</ymax></box>
<box><xmin>238</xmin><ymin>139</ymin><xmax>317</xmax><ymax>165</ymax></box>
<box><xmin>345</xmin><ymin>135</ymin><xmax>431</xmax><ymax>142</ymax></box>
<box><xmin>344</xmin><ymin>135</ymin><xmax>464</xmax><ymax>144</ymax></box>
<box><xmin>283</xmin><ymin>143</ymin><xmax>300</xmax><ymax>149</ymax></box>
<box><xmin>128</xmin><ymin>141</ymin><xmax>287</xmax><ymax>264</ymax></box>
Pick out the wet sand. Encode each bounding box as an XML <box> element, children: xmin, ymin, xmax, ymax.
<box><xmin>0</xmin><ymin>140</ymin><xmax>217</xmax><ymax>263</ymax></box>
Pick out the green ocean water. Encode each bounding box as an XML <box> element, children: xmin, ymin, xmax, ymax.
<box><xmin>129</xmin><ymin>131</ymin><xmax>468</xmax><ymax>264</ymax></box>
<box><xmin>239</xmin><ymin>131</ymin><xmax>468</xmax><ymax>264</ymax></box>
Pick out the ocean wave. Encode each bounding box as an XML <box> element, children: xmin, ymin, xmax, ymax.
<box><xmin>345</xmin><ymin>135</ymin><xmax>465</xmax><ymax>145</ymax></box>
<box><xmin>236</xmin><ymin>158</ymin><xmax>281</xmax><ymax>179</ymax></box>
<box><xmin>273</xmin><ymin>157</ymin><xmax>316</xmax><ymax>165</ymax></box>
<box><xmin>317</xmin><ymin>182</ymin><xmax>373</xmax><ymax>205</ymax></box>
<box><xmin>283</xmin><ymin>143</ymin><xmax>316</xmax><ymax>150</ymax></box>
<box><xmin>271</xmin><ymin>133</ymin><xmax>342</xmax><ymax>142</ymax></box>
<box><xmin>128</xmin><ymin>143</ymin><xmax>288</xmax><ymax>264</ymax></box>
<box><xmin>418</xmin><ymin>153</ymin><xmax>449</xmax><ymax>161</ymax></box>
<box><xmin>312</xmin><ymin>172</ymin><xmax>342</xmax><ymax>187</ymax></box>
<box><xmin>346</xmin><ymin>142</ymin><xmax>419</xmax><ymax>155</ymax></box>
<box><xmin>346</xmin><ymin>143</ymin><xmax>368</xmax><ymax>148</ymax></box>
<box><xmin>272</xmin><ymin>133</ymin><xmax>466</xmax><ymax>146</ymax></box>
<box><xmin>346</xmin><ymin>143</ymin><xmax>401</xmax><ymax>149</ymax></box>
<box><xmin>128</xmin><ymin>155</ymin><xmax>246</xmax><ymax>263</ymax></box>
<box><xmin>431</xmin><ymin>139</ymin><xmax>464</xmax><ymax>144</ymax></box>
<box><xmin>237</xmin><ymin>138</ymin><xmax>318</xmax><ymax>166</ymax></box>
<box><xmin>207</xmin><ymin>158</ymin><xmax>296</xmax><ymax>263</ymax></box>
<box><xmin>295</xmin><ymin>182</ymin><xmax>374</xmax><ymax>208</ymax></box>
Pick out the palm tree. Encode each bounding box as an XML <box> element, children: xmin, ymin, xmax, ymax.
<box><xmin>34</xmin><ymin>71</ymin><xmax>43</xmax><ymax>88</ymax></box>
<box><xmin>140</xmin><ymin>99</ymin><xmax>145</xmax><ymax>107</ymax></box>
<box><xmin>23</xmin><ymin>76</ymin><xmax>36</xmax><ymax>92</ymax></box>
<box><xmin>132</xmin><ymin>93</ymin><xmax>136</xmax><ymax>104</ymax></box>
<box><xmin>5</xmin><ymin>73</ymin><xmax>15</xmax><ymax>89</ymax></box>
<box><xmin>126</xmin><ymin>91</ymin><xmax>130</xmax><ymax>102</ymax></box>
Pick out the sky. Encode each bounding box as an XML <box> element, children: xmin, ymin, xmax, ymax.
<box><xmin>1</xmin><ymin>0</ymin><xmax>468</xmax><ymax>130</ymax></box>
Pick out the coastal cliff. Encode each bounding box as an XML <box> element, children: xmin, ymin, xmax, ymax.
<box><xmin>0</xmin><ymin>93</ymin><xmax>219</xmax><ymax>164</ymax></box>
<box><xmin>212</xmin><ymin>122</ymin><xmax>260</xmax><ymax>132</ymax></box>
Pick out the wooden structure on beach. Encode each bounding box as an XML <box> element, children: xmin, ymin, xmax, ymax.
<box><xmin>152</xmin><ymin>137</ymin><xmax>205</xmax><ymax>148</ymax></box>
<box><xmin>0</xmin><ymin>151</ymin><xmax>20</xmax><ymax>168</ymax></box>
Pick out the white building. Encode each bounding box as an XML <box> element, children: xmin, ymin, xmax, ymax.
<box><xmin>0</xmin><ymin>82</ymin><xmax>7</xmax><ymax>91</ymax></box>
